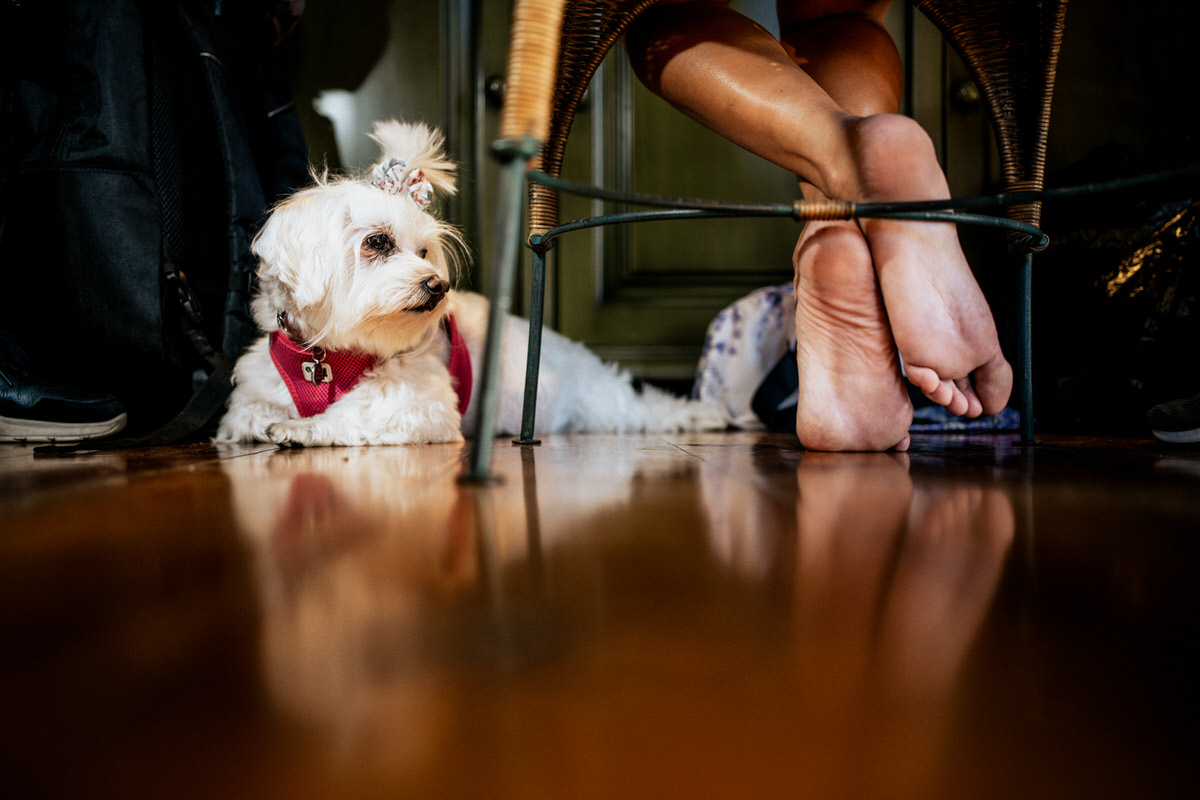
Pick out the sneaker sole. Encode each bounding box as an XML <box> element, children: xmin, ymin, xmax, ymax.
<box><xmin>0</xmin><ymin>413</ymin><xmax>128</xmax><ymax>443</ymax></box>
<box><xmin>1151</xmin><ymin>426</ymin><xmax>1200</xmax><ymax>444</ymax></box>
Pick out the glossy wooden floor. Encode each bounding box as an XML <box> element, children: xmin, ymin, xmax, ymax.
<box><xmin>2</xmin><ymin>431</ymin><xmax>1198</xmax><ymax>798</ymax></box>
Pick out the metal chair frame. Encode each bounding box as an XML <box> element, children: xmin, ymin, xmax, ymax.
<box><xmin>464</xmin><ymin>0</ymin><xmax>1073</xmax><ymax>480</ymax></box>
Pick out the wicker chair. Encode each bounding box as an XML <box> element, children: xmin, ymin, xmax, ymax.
<box><xmin>916</xmin><ymin>0</ymin><xmax>1068</xmax><ymax>447</ymax></box>
<box><xmin>466</xmin><ymin>0</ymin><xmax>1068</xmax><ymax>477</ymax></box>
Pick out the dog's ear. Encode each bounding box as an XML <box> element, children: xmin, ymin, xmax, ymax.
<box><xmin>368</xmin><ymin>120</ymin><xmax>457</xmax><ymax>197</ymax></box>
<box><xmin>250</xmin><ymin>190</ymin><xmax>331</xmax><ymax>310</ymax></box>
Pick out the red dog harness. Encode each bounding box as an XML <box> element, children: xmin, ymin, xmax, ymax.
<box><xmin>270</xmin><ymin>316</ymin><xmax>472</xmax><ymax>418</ymax></box>
<box><xmin>444</xmin><ymin>314</ymin><xmax>473</xmax><ymax>416</ymax></box>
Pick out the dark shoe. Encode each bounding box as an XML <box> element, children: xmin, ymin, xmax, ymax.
<box><xmin>0</xmin><ymin>330</ymin><xmax>127</xmax><ymax>443</ymax></box>
<box><xmin>1148</xmin><ymin>392</ymin><xmax>1200</xmax><ymax>444</ymax></box>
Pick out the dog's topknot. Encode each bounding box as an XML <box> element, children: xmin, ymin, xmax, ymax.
<box><xmin>367</xmin><ymin>120</ymin><xmax>457</xmax><ymax>198</ymax></box>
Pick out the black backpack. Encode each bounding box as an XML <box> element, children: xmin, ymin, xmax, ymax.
<box><xmin>0</xmin><ymin>0</ymin><xmax>307</xmax><ymax>445</ymax></box>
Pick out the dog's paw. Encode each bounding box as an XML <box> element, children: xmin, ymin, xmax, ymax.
<box><xmin>266</xmin><ymin>420</ymin><xmax>325</xmax><ymax>447</ymax></box>
<box><xmin>375</xmin><ymin>417</ymin><xmax>464</xmax><ymax>445</ymax></box>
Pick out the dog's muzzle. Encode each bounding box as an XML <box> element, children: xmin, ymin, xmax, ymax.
<box><xmin>414</xmin><ymin>276</ymin><xmax>449</xmax><ymax>312</ymax></box>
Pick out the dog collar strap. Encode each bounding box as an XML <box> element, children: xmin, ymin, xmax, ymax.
<box><xmin>269</xmin><ymin>331</ymin><xmax>378</xmax><ymax>418</ymax></box>
<box><xmin>445</xmin><ymin>314</ymin><xmax>472</xmax><ymax>416</ymax></box>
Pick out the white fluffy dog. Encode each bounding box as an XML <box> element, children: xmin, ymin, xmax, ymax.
<box><xmin>215</xmin><ymin>121</ymin><xmax>724</xmax><ymax>446</ymax></box>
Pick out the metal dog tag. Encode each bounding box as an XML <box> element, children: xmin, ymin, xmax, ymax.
<box><xmin>303</xmin><ymin>360</ymin><xmax>333</xmax><ymax>385</ymax></box>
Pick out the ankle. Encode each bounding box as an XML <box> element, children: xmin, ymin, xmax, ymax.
<box><xmin>844</xmin><ymin>113</ymin><xmax>946</xmax><ymax>203</ymax></box>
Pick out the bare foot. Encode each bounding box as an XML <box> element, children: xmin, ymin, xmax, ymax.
<box><xmin>844</xmin><ymin>113</ymin><xmax>1013</xmax><ymax>417</ymax></box>
<box><xmin>793</xmin><ymin>205</ymin><xmax>912</xmax><ymax>452</ymax></box>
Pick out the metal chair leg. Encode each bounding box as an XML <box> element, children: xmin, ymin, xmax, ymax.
<box><xmin>515</xmin><ymin>246</ymin><xmax>548</xmax><ymax>445</ymax></box>
<box><xmin>1018</xmin><ymin>250</ymin><xmax>1036</xmax><ymax>445</ymax></box>
<box><xmin>464</xmin><ymin>140</ymin><xmax>540</xmax><ymax>482</ymax></box>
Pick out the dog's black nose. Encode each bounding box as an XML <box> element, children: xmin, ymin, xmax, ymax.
<box><xmin>423</xmin><ymin>277</ymin><xmax>449</xmax><ymax>296</ymax></box>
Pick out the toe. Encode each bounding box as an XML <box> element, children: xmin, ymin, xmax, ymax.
<box><xmin>923</xmin><ymin>377</ymin><xmax>968</xmax><ymax>416</ymax></box>
<box><xmin>956</xmin><ymin>377</ymin><xmax>984</xmax><ymax>418</ymax></box>
<box><xmin>904</xmin><ymin>364</ymin><xmax>942</xmax><ymax>397</ymax></box>
<box><xmin>942</xmin><ymin>381</ymin><xmax>970</xmax><ymax>416</ymax></box>
<box><xmin>973</xmin><ymin>354</ymin><xmax>1014</xmax><ymax>416</ymax></box>
<box><xmin>908</xmin><ymin>366</ymin><xmax>963</xmax><ymax>414</ymax></box>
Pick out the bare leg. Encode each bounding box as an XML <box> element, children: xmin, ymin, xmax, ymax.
<box><xmin>845</xmin><ymin>113</ymin><xmax>1011</xmax><ymax>417</ymax></box>
<box><xmin>784</xmin><ymin>6</ymin><xmax>910</xmax><ymax>450</ymax></box>
<box><xmin>780</xmin><ymin>8</ymin><xmax>1005</xmax><ymax>421</ymax></box>
<box><xmin>625</xmin><ymin>0</ymin><xmax>1013</xmax><ymax>446</ymax></box>
<box><xmin>793</xmin><ymin>183</ymin><xmax>912</xmax><ymax>451</ymax></box>
<box><xmin>626</xmin><ymin>1</ymin><xmax>861</xmax><ymax>197</ymax></box>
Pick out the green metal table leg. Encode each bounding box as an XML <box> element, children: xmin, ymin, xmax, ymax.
<box><xmin>515</xmin><ymin>246</ymin><xmax>547</xmax><ymax>445</ymax></box>
<box><xmin>1019</xmin><ymin>250</ymin><xmax>1036</xmax><ymax>444</ymax></box>
<box><xmin>464</xmin><ymin>140</ymin><xmax>539</xmax><ymax>482</ymax></box>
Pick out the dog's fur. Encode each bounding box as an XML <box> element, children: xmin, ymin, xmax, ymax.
<box><xmin>215</xmin><ymin>121</ymin><xmax>723</xmax><ymax>446</ymax></box>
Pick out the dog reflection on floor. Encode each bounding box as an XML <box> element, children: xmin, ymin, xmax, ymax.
<box><xmin>225</xmin><ymin>447</ymin><xmax>469</xmax><ymax>771</ymax></box>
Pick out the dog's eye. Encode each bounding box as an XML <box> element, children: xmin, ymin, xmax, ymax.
<box><xmin>365</xmin><ymin>233</ymin><xmax>394</xmax><ymax>253</ymax></box>
<box><xmin>417</xmin><ymin>248</ymin><xmax>429</xmax><ymax>260</ymax></box>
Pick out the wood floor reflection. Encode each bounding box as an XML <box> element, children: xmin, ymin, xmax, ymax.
<box><xmin>1</xmin><ymin>432</ymin><xmax>1197</xmax><ymax>798</ymax></box>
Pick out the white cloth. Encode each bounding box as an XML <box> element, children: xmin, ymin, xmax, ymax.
<box><xmin>693</xmin><ymin>284</ymin><xmax>795</xmax><ymax>429</ymax></box>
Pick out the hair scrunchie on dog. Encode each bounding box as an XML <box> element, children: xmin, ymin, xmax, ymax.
<box><xmin>371</xmin><ymin>158</ymin><xmax>433</xmax><ymax>209</ymax></box>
